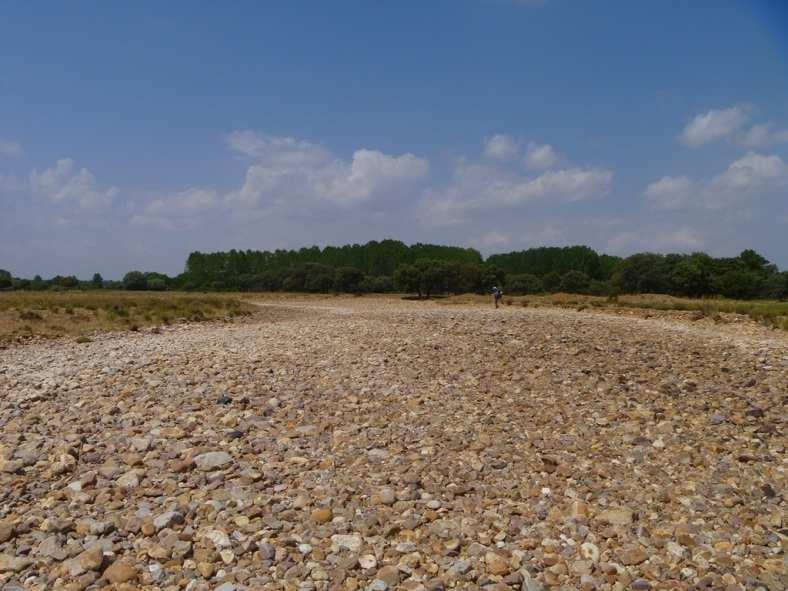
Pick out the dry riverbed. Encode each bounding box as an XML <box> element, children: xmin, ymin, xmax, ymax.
<box><xmin>0</xmin><ymin>298</ymin><xmax>785</xmax><ymax>591</ymax></box>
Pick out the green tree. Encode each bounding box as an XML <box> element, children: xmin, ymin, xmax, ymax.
<box><xmin>670</xmin><ymin>259</ymin><xmax>706</xmax><ymax>297</ymax></box>
<box><xmin>147</xmin><ymin>278</ymin><xmax>167</xmax><ymax>291</ymax></box>
<box><xmin>506</xmin><ymin>273</ymin><xmax>543</xmax><ymax>295</ymax></box>
<box><xmin>415</xmin><ymin>259</ymin><xmax>450</xmax><ymax>298</ymax></box>
<box><xmin>764</xmin><ymin>271</ymin><xmax>788</xmax><ymax>300</ymax></box>
<box><xmin>123</xmin><ymin>271</ymin><xmax>148</xmax><ymax>291</ymax></box>
<box><xmin>712</xmin><ymin>269</ymin><xmax>762</xmax><ymax>299</ymax></box>
<box><xmin>360</xmin><ymin>275</ymin><xmax>393</xmax><ymax>293</ymax></box>
<box><xmin>588</xmin><ymin>279</ymin><xmax>611</xmax><ymax>296</ymax></box>
<box><xmin>31</xmin><ymin>275</ymin><xmax>46</xmax><ymax>291</ymax></box>
<box><xmin>612</xmin><ymin>253</ymin><xmax>670</xmax><ymax>294</ymax></box>
<box><xmin>333</xmin><ymin>266</ymin><xmax>365</xmax><ymax>293</ymax></box>
<box><xmin>91</xmin><ymin>273</ymin><xmax>104</xmax><ymax>288</ymax></box>
<box><xmin>393</xmin><ymin>264</ymin><xmax>422</xmax><ymax>297</ymax></box>
<box><xmin>58</xmin><ymin>275</ymin><xmax>79</xmax><ymax>289</ymax></box>
<box><xmin>739</xmin><ymin>249</ymin><xmax>771</xmax><ymax>273</ymax></box>
<box><xmin>559</xmin><ymin>270</ymin><xmax>590</xmax><ymax>294</ymax></box>
<box><xmin>542</xmin><ymin>270</ymin><xmax>562</xmax><ymax>292</ymax></box>
<box><xmin>480</xmin><ymin>264</ymin><xmax>506</xmax><ymax>293</ymax></box>
<box><xmin>0</xmin><ymin>269</ymin><xmax>11</xmax><ymax>289</ymax></box>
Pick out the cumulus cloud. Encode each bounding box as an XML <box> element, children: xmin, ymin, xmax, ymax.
<box><xmin>30</xmin><ymin>158</ymin><xmax>118</xmax><ymax>209</ymax></box>
<box><xmin>679</xmin><ymin>105</ymin><xmax>749</xmax><ymax>147</ymax></box>
<box><xmin>474</xmin><ymin>229</ymin><xmax>511</xmax><ymax>250</ymax></box>
<box><xmin>607</xmin><ymin>226</ymin><xmax>704</xmax><ymax>254</ymax></box>
<box><xmin>643</xmin><ymin>176</ymin><xmax>695</xmax><ymax>210</ymax></box>
<box><xmin>525</xmin><ymin>142</ymin><xmax>558</xmax><ymax>170</ymax></box>
<box><xmin>708</xmin><ymin>151</ymin><xmax>787</xmax><ymax>197</ymax></box>
<box><xmin>145</xmin><ymin>188</ymin><xmax>218</xmax><ymax>215</ymax></box>
<box><xmin>644</xmin><ymin>152</ymin><xmax>787</xmax><ymax>211</ymax></box>
<box><xmin>423</xmin><ymin>154</ymin><xmax>613</xmax><ymax>225</ymax></box>
<box><xmin>483</xmin><ymin>133</ymin><xmax>520</xmax><ymax>161</ymax></box>
<box><xmin>0</xmin><ymin>138</ymin><xmax>23</xmax><ymax>158</ymax></box>
<box><xmin>738</xmin><ymin>123</ymin><xmax>788</xmax><ymax>148</ymax></box>
<box><xmin>225</xmin><ymin>131</ymin><xmax>429</xmax><ymax>208</ymax></box>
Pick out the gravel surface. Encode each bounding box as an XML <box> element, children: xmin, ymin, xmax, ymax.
<box><xmin>0</xmin><ymin>298</ymin><xmax>785</xmax><ymax>591</ymax></box>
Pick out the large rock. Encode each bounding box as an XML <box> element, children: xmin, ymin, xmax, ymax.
<box><xmin>194</xmin><ymin>451</ymin><xmax>233</xmax><ymax>471</ymax></box>
<box><xmin>103</xmin><ymin>561</ymin><xmax>138</xmax><ymax>584</ymax></box>
<box><xmin>0</xmin><ymin>554</ymin><xmax>31</xmax><ymax>573</ymax></box>
<box><xmin>596</xmin><ymin>507</ymin><xmax>634</xmax><ymax>525</ymax></box>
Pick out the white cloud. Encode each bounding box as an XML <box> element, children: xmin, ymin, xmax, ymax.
<box><xmin>708</xmin><ymin>151</ymin><xmax>787</xmax><ymax>197</ymax></box>
<box><xmin>317</xmin><ymin>149</ymin><xmax>429</xmax><ymax>204</ymax></box>
<box><xmin>644</xmin><ymin>152</ymin><xmax>787</xmax><ymax>212</ymax></box>
<box><xmin>225</xmin><ymin>131</ymin><xmax>429</xmax><ymax>208</ymax></box>
<box><xmin>607</xmin><ymin>226</ymin><xmax>704</xmax><ymax>254</ymax></box>
<box><xmin>30</xmin><ymin>158</ymin><xmax>118</xmax><ymax>209</ymax></box>
<box><xmin>224</xmin><ymin>130</ymin><xmax>332</xmax><ymax>167</ymax></box>
<box><xmin>145</xmin><ymin>188</ymin><xmax>218</xmax><ymax>215</ymax></box>
<box><xmin>423</xmin><ymin>157</ymin><xmax>613</xmax><ymax>225</ymax></box>
<box><xmin>738</xmin><ymin>123</ymin><xmax>788</xmax><ymax>148</ymax></box>
<box><xmin>643</xmin><ymin>175</ymin><xmax>694</xmax><ymax>210</ymax></box>
<box><xmin>679</xmin><ymin>105</ymin><xmax>749</xmax><ymax>147</ymax></box>
<box><xmin>525</xmin><ymin>142</ymin><xmax>558</xmax><ymax>170</ymax></box>
<box><xmin>483</xmin><ymin>133</ymin><xmax>520</xmax><ymax>161</ymax></box>
<box><xmin>0</xmin><ymin>138</ymin><xmax>23</xmax><ymax>158</ymax></box>
<box><xmin>497</xmin><ymin>167</ymin><xmax>613</xmax><ymax>204</ymax></box>
<box><xmin>474</xmin><ymin>229</ymin><xmax>511</xmax><ymax>250</ymax></box>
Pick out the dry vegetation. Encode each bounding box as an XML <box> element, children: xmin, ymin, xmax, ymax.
<box><xmin>440</xmin><ymin>292</ymin><xmax>788</xmax><ymax>331</ymax></box>
<box><xmin>0</xmin><ymin>291</ymin><xmax>256</xmax><ymax>344</ymax></box>
<box><xmin>2</xmin><ymin>290</ymin><xmax>786</xmax><ymax>346</ymax></box>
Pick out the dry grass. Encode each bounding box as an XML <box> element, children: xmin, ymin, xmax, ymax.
<box><xmin>440</xmin><ymin>292</ymin><xmax>788</xmax><ymax>330</ymax></box>
<box><xmin>0</xmin><ymin>291</ymin><xmax>256</xmax><ymax>344</ymax></box>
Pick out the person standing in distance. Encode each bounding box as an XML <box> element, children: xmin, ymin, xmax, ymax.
<box><xmin>492</xmin><ymin>286</ymin><xmax>503</xmax><ymax>308</ymax></box>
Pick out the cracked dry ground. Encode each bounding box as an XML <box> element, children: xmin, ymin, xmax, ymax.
<box><xmin>0</xmin><ymin>298</ymin><xmax>786</xmax><ymax>591</ymax></box>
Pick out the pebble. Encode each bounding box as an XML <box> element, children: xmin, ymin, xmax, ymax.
<box><xmin>0</xmin><ymin>297</ymin><xmax>784</xmax><ymax>590</ymax></box>
<box><xmin>103</xmin><ymin>561</ymin><xmax>138</xmax><ymax>584</ymax></box>
<box><xmin>194</xmin><ymin>451</ymin><xmax>233</xmax><ymax>471</ymax></box>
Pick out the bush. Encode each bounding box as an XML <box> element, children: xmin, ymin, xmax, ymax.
<box><xmin>394</xmin><ymin>264</ymin><xmax>421</xmax><ymax>296</ymax></box>
<box><xmin>360</xmin><ymin>275</ymin><xmax>393</xmax><ymax>293</ymax></box>
<box><xmin>334</xmin><ymin>266</ymin><xmax>365</xmax><ymax>293</ymax></box>
<box><xmin>506</xmin><ymin>274</ymin><xmax>542</xmax><ymax>295</ymax></box>
<box><xmin>588</xmin><ymin>279</ymin><xmax>611</xmax><ymax>296</ymax></box>
<box><xmin>147</xmin><ymin>278</ymin><xmax>167</xmax><ymax>291</ymax></box>
<box><xmin>559</xmin><ymin>270</ymin><xmax>591</xmax><ymax>294</ymax></box>
<box><xmin>123</xmin><ymin>271</ymin><xmax>148</xmax><ymax>291</ymax></box>
<box><xmin>542</xmin><ymin>271</ymin><xmax>562</xmax><ymax>292</ymax></box>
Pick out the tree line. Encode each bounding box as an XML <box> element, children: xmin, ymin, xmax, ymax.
<box><xmin>1</xmin><ymin>241</ymin><xmax>786</xmax><ymax>300</ymax></box>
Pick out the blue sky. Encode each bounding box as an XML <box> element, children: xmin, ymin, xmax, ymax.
<box><xmin>1</xmin><ymin>0</ymin><xmax>787</xmax><ymax>278</ymax></box>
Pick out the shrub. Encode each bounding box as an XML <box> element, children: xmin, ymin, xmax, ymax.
<box><xmin>123</xmin><ymin>271</ymin><xmax>148</xmax><ymax>291</ymax></box>
<box><xmin>19</xmin><ymin>310</ymin><xmax>43</xmax><ymax>321</ymax></box>
<box><xmin>506</xmin><ymin>274</ymin><xmax>543</xmax><ymax>295</ymax></box>
<box><xmin>360</xmin><ymin>275</ymin><xmax>393</xmax><ymax>293</ymax></box>
<box><xmin>147</xmin><ymin>278</ymin><xmax>167</xmax><ymax>291</ymax></box>
<box><xmin>334</xmin><ymin>267</ymin><xmax>365</xmax><ymax>293</ymax></box>
<box><xmin>559</xmin><ymin>270</ymin><xmax>591</xmax><ymax>294</ymax></box>
<box><xmin>542</xmin><ymin>271</ymin><xmax>562</xmax><ymax>292</ymax></box>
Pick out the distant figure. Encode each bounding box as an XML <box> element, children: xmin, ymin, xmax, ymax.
<box><xmin>492</xmin><ymin>286</ymin><xmax>503</xmax><ymax>308</ymax></box>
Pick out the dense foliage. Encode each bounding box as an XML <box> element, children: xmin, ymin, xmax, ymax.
<box><xmin>1</xmin><ymin>242</ymin><xmax>786</xmax><ymax>300</ymax></box>
<box><xmin>487</xmin><ymin>245</ymin><xmax>621</xmax><ymax>281</ymax></box>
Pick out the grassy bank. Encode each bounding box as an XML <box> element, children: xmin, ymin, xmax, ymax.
<box><xmin>441</xmin><ymin>292</ymin><xmax>788</xmax><ymax>331</ymax></box>
<box><xmin>0</xmin><ymin>291</ymin><xmax>256</xmax><ymax>343</ymax></box>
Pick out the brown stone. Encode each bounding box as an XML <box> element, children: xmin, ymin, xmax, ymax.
<box><xmin>103</xmin><ymin>561</ymin><xmax>138</xmax><ymax>584</ymax></box>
